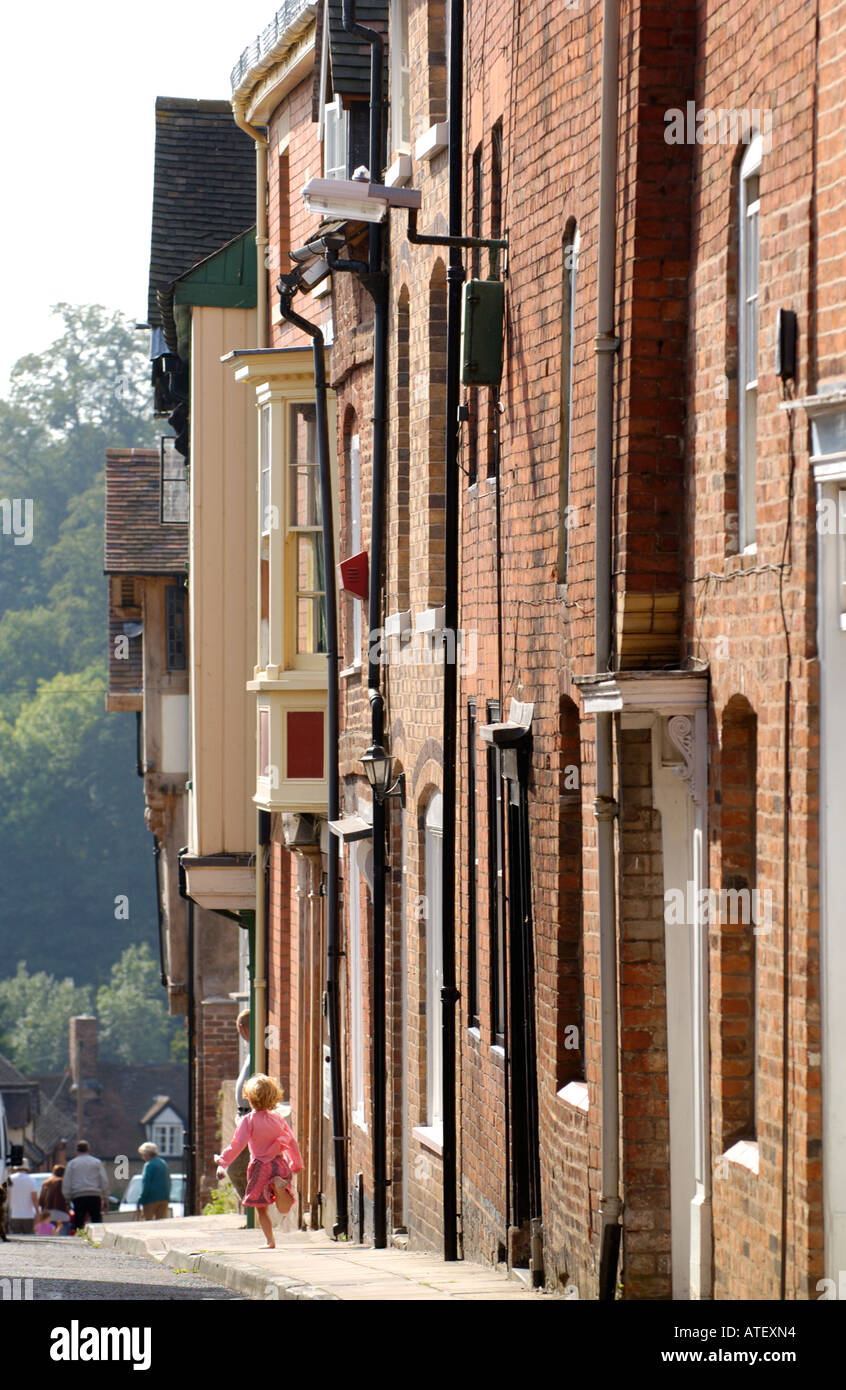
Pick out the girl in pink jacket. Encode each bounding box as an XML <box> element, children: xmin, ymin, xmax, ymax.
<box><xmin>215</xmin><ymin>1074</ymin><xmax>303</xmax><ymax>1249</ymax></box>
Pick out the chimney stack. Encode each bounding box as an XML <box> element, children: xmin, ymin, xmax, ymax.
<box><xmin>69</xmin><ymin>1015</ymin><xmax>97</xmax><ymax>1084</ymax></box>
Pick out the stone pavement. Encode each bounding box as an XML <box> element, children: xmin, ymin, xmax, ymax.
<box><xmin>89</xmin><ymin>1214</ymin><xmax>560</xmax><ymax>1301</ymax></box>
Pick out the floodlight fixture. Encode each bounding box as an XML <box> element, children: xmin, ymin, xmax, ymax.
<box><xmin>302</xmin><ymin>177</ymin><xmax>422</xmax><ymax>224</ymax></box>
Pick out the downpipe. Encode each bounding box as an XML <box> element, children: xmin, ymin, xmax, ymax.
<box><xmin>595</xmin><ymin>0</ymin><xmax>622</xmax><ymax>1302</ymax></box>
<box><xmin>342</xmin><ymin>0</ymin><xmax>390</xmax><ymax>1250</ymax></box>
<box><xmin>277</xmin><ymin>289</ymin><xmax>348</xmax><ymax>1238</ymax></box>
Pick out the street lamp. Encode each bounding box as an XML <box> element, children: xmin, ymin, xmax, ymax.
<box><xmin>360</xmin><ymin>743</ymin><xmax>405</xmax><ymax>804</ymax></box>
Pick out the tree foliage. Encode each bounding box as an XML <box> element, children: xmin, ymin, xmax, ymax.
<box><xmin>0</xmin><ymin>963</ymin><xmax>92</xmax><ymax>1075</ymax></box>
<box><xmin>0</xmin><ymin>305</ymin><xmax>162</xmax><ymax>997</ymax></box>
<box><xmin>0</xmin><ymin>948</ymin><xmax>184</xmax><ymax>1075</ymax></box>
<box><xmin>96</xmin><ymin>944</ymin><xmax>183</xmax><ymax>1066</ymax></box>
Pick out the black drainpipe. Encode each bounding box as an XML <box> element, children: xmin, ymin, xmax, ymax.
<box><xmin>178</xmin><ymin>850</ymin><xmax>196</xmax><ymax>1216</ymax></box>
<box><xmin>153</xmin><ymin>838</ymin><xmax>167</xmax><ymax>988</ymax></box>
<box><xmin>276</xmin><ymin>291</ymin><xmax>348</xmax><ymax>1239</ymax></box>
<box><xmin>341</xmin><ymin>0</ymin><xmax>389</xmax><ymax>1251</ymax></box>
<box><xmin>436</xmin><ymin>0</ymin><xmax>465</xmax><ymax>1264</ymax></box>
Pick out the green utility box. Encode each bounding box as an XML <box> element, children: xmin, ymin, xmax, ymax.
<box><xmin>460</xmin><ymin>278</ymin><xmax>505</xmax><ymax>386</ymax></box>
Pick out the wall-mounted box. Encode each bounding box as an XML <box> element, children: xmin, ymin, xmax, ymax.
<box><xmin>461</xmin><ymin>279</ymin><xmax>505</xmax><ymax>386</ymax></box>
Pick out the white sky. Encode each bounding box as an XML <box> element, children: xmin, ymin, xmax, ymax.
<box><xmin>0</xmin><ymin>0</ymin><xmax>281</xmax><ymax>393</ymax></box>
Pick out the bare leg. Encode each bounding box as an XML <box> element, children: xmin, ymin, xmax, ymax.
<box><xmin>256</xmin><ymin>1205</ymin><xmax>275</xmax><ymax>1249</ymax></box>
<box><xmin>271</xmin><ymin>1179</ymin><xmax>292</xmax><ymax>1215</ymax></box>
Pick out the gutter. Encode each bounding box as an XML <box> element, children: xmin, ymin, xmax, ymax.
<box><xmin>276</xmin><ymin>290</ymin><xmax>348</xmax><ymax>1240</ymax></box>
<box><xmin>231</xmin><ymin>101</ymin><xmax>268</xmax><ymax>350</ymax></box>
<box><xmin>439</xmin><ymin>0</ymin><xmax>465</xmax><ymax>1265</ymax></box>
<box><xmin>594</xmin><ymin>0</ymin><xmax>623</xmax><ymax>1302</ymax></box>
<box><xmin>341</xmin><ymin>0</ymin><xmax>390</xmax><ymax>1252</ymax></box>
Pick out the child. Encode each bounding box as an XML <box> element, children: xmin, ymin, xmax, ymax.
<box><xmin>215</xmin><ymin>1074</ymin><xmax>303</xmax><ymax>1250</ymax></box>
<box><xmin>35</xmin><ymin>1209</ymin><xmax>57</xmax><ymax>1236</ymax></box>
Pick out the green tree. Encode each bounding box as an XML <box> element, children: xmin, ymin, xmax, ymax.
<box><xmin>0</xmin><ymin>306</ymin><xmax>160</xmax><ymax>986</ymax></box>
<box><xmin>0</xmin><ymin>963</ymin><xmax>92</xmax><ymax>1075</ymax></box>
<box><xmin>96</xmin><ymin>944</ymin><xmax>182</xmax><ymax>1066</ymax></box>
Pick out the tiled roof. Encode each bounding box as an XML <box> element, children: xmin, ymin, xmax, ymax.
<box><xmin>104</xmin><ymin>449</ymin><xmax>188</xmax><ymax>576</ymax></box>
<box><xmin>327</xmin><ymin>1</ymin><xmax>388</xmax><ymax>101</ymax></box>
<box><xmin>35</xmin><ymin>1064</ymin><xmax>188</xmax><ymax>1163</ymax></box>
<box><xmin>147</xmin><ymin>98</ymin><xmax>256</xmax><ymax>328</ymax></box>
<box><xmin>0</xmin><ymin>1052</ymin><xmax>31</xmax><ymax>1087</ymax></box>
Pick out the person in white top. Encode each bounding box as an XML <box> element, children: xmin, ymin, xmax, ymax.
<box><xmin>8</xmin><ymin>1163</ymin><xmax>38</xmax><ymax>1234</ymax></box>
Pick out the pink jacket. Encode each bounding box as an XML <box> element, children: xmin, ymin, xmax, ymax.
<box><xmin>217</xmin><ymin>1109</ymin><xmax>304</xmax><ymax>1174</ymax></box>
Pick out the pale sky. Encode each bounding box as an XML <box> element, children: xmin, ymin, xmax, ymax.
<box><xmin>0</xmin><ymin>0</ymin><xmax>282</xmax><ymax>393</ymax></box>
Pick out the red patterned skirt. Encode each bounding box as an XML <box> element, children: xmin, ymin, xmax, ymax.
<box><xmin>243</xmin><ymin>1153</ymin><xmax>293</xmax><ymax>1209</ymax></box>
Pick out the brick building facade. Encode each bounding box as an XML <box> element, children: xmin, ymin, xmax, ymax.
<box><xmin>208</xmin><ymin>0</ymin><xmax>842</xmax><ymax>1297</ymax></box>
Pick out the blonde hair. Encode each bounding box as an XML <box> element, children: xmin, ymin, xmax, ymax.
<box><xmin>243</xmin><ymin>1073</ymin><xmax>282</xmax><ymax>1112</ymax></box>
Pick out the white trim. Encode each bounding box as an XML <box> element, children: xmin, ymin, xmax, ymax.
<box><xmin>578</xmin><ymin>673</ymin><xmax>708</xmax><ymax>716</ymax></box>
<box><xmin>413</xmin><ymin>1123</ymin><xmax>443</xmax><ymax>1156</ymax></box>
<box><xmin>557</xmin><ymin>1081</ymin><xmax>589</xmax><ymax>1113</ymax></box>
<box><xmin>415</xmin><ymin>606</ymin><xmax>445</xmax><ymax>633</ymax></box>
<box><xmin>414</xmin><ymin>122</ymin><xmax>449</xmax><ymax>162</ymax></box>
<box><xmin>723</xmin><ymin>1139</ymin><xmax>759</xmax><ymax>1175</ymax></box>
<box><xmin>425</xmin><ymin>792</ymin><xmax>444</xmax><ymax>1128</ymax></box>
<box><xmin>385</xmin><ymin>154</ymin><xmax>412</xmax><ymax>188</ymax></box>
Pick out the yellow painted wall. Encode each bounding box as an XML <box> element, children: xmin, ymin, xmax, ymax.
<box><xmin>189</xmin><ymin>305</ymin><xmax>257</xmax><ymax>855</ymax></box>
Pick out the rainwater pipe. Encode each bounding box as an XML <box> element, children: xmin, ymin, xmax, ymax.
<box><xmin>276</xmin><ymin>283</ymin><xmax>348</xmax><ymax>1238</ymax></box>
<box><xmin>341</xmin><ymin>0</ymin><xmax>390</xmax><ymax>1251</ymax></box>
<box><xmin>594</xmin><ymin>0</ymin><xmax>623</xmax><ymax>1301</ymax></box>
<box><xmin>232</xmin><ymin>98</ymin><xmax>268</xmax><ymax>350</ymax></box>
<box><xmin>232</xmin><ymin>97</ymin><xmax>269</xmax><ymax>1081</ymax></box>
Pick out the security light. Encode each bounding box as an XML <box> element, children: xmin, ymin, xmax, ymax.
<box><xmin>303</xmin><ymin>177</ymin><xmax>422</xmax><ymax>224</ymax></box>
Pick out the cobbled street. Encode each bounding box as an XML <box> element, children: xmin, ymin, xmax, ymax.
<box><xmin>0</xmin><ymin>1235</ymin><xmax>242</xmax><ymax>1301</ymax></box>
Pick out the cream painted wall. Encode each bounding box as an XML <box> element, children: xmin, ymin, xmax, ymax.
<box><xmin>189</xmin><ymin>305</ymin><xmax>257</xmax><ymax>856</ymax></box>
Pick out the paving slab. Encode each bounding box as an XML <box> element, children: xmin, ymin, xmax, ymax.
<box><xmin>89</xmin><ymin>1214</ymin><xmax>559</xmax><ymax>1302</ymax></box>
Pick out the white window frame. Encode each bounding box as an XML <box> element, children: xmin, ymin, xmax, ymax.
<box><xmin>323</xmin><ymin>95</ymin><xmax>349</xmax><ymax>181</ymax></box>
<box><xmin>560</xmin><ymin>225</ymin><xmax>579</xmax><ymax>581</ymax></box>
<box><xmin>151</xmin><ymin>1121</ymin><xmax>182</xmax><ymax>1157</ymax></box>
<box><xmin>348</xmin><ymin>434</ymin><xmax>362</xmax><ymax>668</ymax></box>
<box><xmin>349</xmin><ymin>841</ymin><xmax>366</xmax><ymax>1130</ymax></box>
<box><xmin>390</xmin><ymin>0</ymin><xmax>411</xmax><ymax>157</ymax></box>
<box><xmin>424</xmin><ymin>792</ymin><xmax>444</xmax><ymax>1133</ymax></box>
<box><xmin>738</xmin><ymin>135</ymin><xmax>762</xmax><ymax>553</ymax></box>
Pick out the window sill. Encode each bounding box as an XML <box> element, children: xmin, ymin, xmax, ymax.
<box><xmin>722</xmin><ymin>1139</ymin><xmax>759</xmax><ymax>1175</ymax></box>
<box><xmin>556</xmin><ymin>1081</ymin><xmax>589</xmax><ymax>1114</ymax></box>
<box><xmin>467</xmin><ymin>1025</ymin><xmax>481</xmax><ymax>1043</ymax></box>
<box><xmin>385</xmin><ymin>152</ymin><xmax>412</xmax><ymax>187</ymax></box>
<box><xmin>414</xmin><ymin>122</ymin><xmax>449</xmax><ymax>163</ymax></box>
<box><xmin>413</xmin><ymin>1123</ymin><xmax>443</xmax><ymax>1156</ymax></box>
<box><xmin>340</xmin><ymin>661</ymin><xmax>362</xmax><ymax>679</ymax></box>
<box><xmin>352</xmin><ymin>1105</ymin><xmax>368</xmax><ymax>1135</ymax></box>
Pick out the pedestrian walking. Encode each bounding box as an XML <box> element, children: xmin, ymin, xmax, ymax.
<box><xmin>62</xmin><ymin>1140</ymin><xmax>111</xmax><ymax>1231</ymax></box>
<box><xmin>136</xmin><ymin>1143</ymin><xmax>171</xmax><ymax>1220</ymax></box>
<box><xmin>214</xmin><ymin>1074</ymin><xmax>303</xmax><ymax>1250</ymax></box>
<box><xmin>227</xmin><ymin>1008</ymin><xmax>252</xmax><ymax>1212</ymax></box>
<box><xmin>7</xmin><ymin>1163</ymin><xmax>38</xmax><ymax>1234</ymax></box>
<box><xmin>39</xmin><ymin>1165</ymin><xmax>71</xmax><ymax>1235</ymax></box>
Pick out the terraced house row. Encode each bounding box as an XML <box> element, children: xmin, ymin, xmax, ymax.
<box><xmin>106</xmin><ymin>0</ymin><xmax>846</xmax><ymax>1299</ymax></box>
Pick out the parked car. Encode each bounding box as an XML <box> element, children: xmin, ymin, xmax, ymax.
<box><xmin>119</xmin><ymin>1171</ymin><xmax>185</xmax><ymax>1218</ymax></box>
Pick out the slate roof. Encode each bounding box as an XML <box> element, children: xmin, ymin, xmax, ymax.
<box><xmin>0</xmin><ymin>1052</ymin><xmax>31</xmax><ymax>1087</ymax></box>
<box><xmin>327</xmin><ymin>0</ymin><xmax>388</xmax><ymax>101</ymax></box>
<box><xmin>147</xmin><ymin>98</ymin><xmax>256</xmax><ymax>328</ymax></box>
<box><xmin>35</xmin><ymin>1064</ymin><xmax>188</xmax><ymax>1163</ymax></box>
<box><xmin>104</xmin><ymin>449</ymin><xmax>189</xmax><ymax>576</ymax></box>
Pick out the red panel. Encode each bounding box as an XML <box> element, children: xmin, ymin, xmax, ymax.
<box><xmin>286</xmin><ymin>711</ymin><xmax>324</xmax><ymax>780</ymax></box>
<box><xmin>339</xmin><ymin>550</ymin><xmax>369</xmax><ymax>600</ymax></box>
